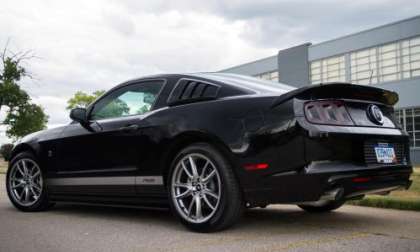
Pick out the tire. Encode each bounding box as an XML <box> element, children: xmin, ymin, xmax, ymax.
<box><xmin>6</xmin><ymin>152</ymin><xmax>54</xmax><ymax>212</ymax></box>
<box><xmin>168</xmin><ymin>143</ymin><xmax>243</xmax><ymax>232</ymax></box>
<box><xmin>297</xmin><ymin>199</ymin><xmax>346</xmax><ymax>213</ymax></box>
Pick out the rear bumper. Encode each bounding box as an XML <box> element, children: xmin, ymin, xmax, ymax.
<box><xmin>238</xmin><ymin>114</ymin><xmax>413</xmax><ymax>206</ymax></box>
<box><xmin>244</xmin><ymin>161</ymin><xmax>412</xmax><ymax>206</ymax></box>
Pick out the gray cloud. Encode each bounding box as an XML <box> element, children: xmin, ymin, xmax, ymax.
<box><xmin>110</xmin><ymin>0</ymin><xmax>420</xmax><ymax>47</ymax></box>
<box><xmin>212</xmin><ymin>1</ymin><xmax>420</xmax><ymax>47</ymax></box>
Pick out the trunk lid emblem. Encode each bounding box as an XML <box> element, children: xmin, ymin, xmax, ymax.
<box><xmin>367</xmin><ymin>104</ymin><xmax>384</xmax><ymax>125</ymax></box>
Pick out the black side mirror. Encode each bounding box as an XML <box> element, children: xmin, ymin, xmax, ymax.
<box><xmin>70</xmin><ymin>108</ymin><xmax>88</xmax><ymax>125</ymax></box>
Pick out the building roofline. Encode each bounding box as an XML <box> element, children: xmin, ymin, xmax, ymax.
<box><xmin>278</xmin><ymin>42</ymin><xmax>312</xmax><ymax>55</ymax></box>
<box><xmin>309</xmin><ymin>15</ymin><xmax>420</xmax><ymax>48</ymax></box>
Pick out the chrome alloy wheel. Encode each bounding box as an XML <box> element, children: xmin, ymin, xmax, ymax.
<box><xmin>171</xmin><ymin>153</ymin><xmax>222</xmax><ymax>224</ymax></box>
<box><xmin>8</xmin><ymin>158</ymin><xmax>43</xmax><ymax>207</ymax></box>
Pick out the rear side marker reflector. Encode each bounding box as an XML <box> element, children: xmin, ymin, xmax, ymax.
<box><xmin>352</xmin><ymin>177</ymin><xmax>371</xmax><ymax>183</ymax></box>
<box><xmin>244</xmin><ymin>163</ymin><xmax>269</xmax><ymax>171</ymax></box>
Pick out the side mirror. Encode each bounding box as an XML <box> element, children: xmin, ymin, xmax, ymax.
<box><xmin>70</xmin><ymin>108</ymin><xmax>88</xmax><ymax>125</ymax></box>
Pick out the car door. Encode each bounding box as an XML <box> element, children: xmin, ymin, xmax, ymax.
<box><xmin>51</xmin><ymin>79</ymin><xmax>166</xmax><ymax>196</ymax></box>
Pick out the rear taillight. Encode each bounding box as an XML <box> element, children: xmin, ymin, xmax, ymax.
<box><xmin>304</xmin><ymin>100</ymin><xmax>354</xmax><ymax>126</ymax></box>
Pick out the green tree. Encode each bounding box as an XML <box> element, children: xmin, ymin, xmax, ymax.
<box><xmin>93</xmin><ymin>99</ymin><xmax>130</xmax><ymax>119</ymax></box>
<box><xmin>136</xmin><ymin>104</ymin><xmax>150</xmax><ymax>115</ymax></box>
<box><xmin>4</xmin><ymin>103</ymin><xmax>48</xmax><ymax>140</ymax></box>
<box><xmin>0</xmin><ymin>44</ymin><xmax>48</xmax><ymax>141</ymax></box>
<box><xmin>136</xmin><ymin>93</ymin><xmax>154</xmax><ymax>114</ymax></box>
<box><xmin>66</xmin><ymin>90</ymin><xmax>105</xmax><ymax>110</ymax></box>
<box><xmin>0</xmin><ymin>57</ymin><xmax>29</xmax><ymax>111</ymax></box>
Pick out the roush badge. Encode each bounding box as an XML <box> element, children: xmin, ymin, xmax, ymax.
<box><xmin>367</xmin><ymin>104</ymin><xmax>384</xmax><ymax>125</ymax></box>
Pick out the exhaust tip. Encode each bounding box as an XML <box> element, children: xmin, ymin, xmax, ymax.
<box><xmin>320</xmin><ymin>188</ymin><xmax>344</xmax><ymax>201</ymax></box>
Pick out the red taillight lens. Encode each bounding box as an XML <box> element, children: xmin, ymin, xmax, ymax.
<box><xmin>304</xmin><ymin>100</ymin><xmax>354</xmax><ymax>126</ymax></box>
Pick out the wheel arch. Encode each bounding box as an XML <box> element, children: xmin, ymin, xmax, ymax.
<box><xmin>9</xmin><ymin>143</ymin><xmax>38</xmax><ymax>162</ymax></box>
<box><xmin>161</xmin><ymin>131</ymin><xmax>241</xmax><ymax>189</ymax></box>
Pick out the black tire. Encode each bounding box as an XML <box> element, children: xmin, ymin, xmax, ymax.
<box><xmin>168</xmin><ymin>143</ymin><xmax>243</xmax><ymax>232</ymax></box>
<box><xmin>297</xmin><ymin>199</ymin><xmax>346</xmax><ymax>213</ymax></box>
<box><xmin>6</xmin><ymin>152</ymin><xmax>54</xmax><ymax>212</ymax></box>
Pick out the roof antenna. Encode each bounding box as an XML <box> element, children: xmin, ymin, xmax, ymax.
<box><xmin>369</xmin><ymin>69</ymin><xmax>374</xmax><ymax>84</ymax></box>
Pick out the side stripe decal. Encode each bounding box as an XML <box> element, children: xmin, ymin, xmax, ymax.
<box><xmin>47</xmin><ymin>176</ymin><xmax>164</xmax><ymax>186</ymax></box>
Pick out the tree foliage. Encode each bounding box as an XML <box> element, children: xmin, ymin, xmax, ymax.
<box><xmin>66</xmin><ymin>90</ymin><xmax>105</xmax><ymax>110</ymax></box>
<box><xmin>0</xmin><ymin>44</ymin><xmax>48</xmax><ymax>141</ymax></box>
<box><xmin>4</xmin><ymin>103</ymin><xmax>48</xmax><ymax>140</ymax></box>
<box><xmin>93</xmin><ymin>98</ymin><xmax>130</xmax><ymax>119</ymax></box>
<box><xmin>0</xmin><ymin>58</ymin><xmax>29</xmax><ymax>111</ymax></box>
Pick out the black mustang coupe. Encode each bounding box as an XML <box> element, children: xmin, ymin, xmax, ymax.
<box><xmin>6</xmin><ymin>73</ymin><xmax>412</xmax><ymax>232</ymax></box>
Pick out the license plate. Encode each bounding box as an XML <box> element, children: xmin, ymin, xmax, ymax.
<box><xmin>374</xmin><ymin>143</ymin><xmax>396</xmax><ymax>164</ymax></box>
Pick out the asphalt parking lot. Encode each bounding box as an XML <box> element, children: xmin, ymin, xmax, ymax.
<box><xmin>1</xmin><ymin>174</ymin><xmax>420</xmax><ymax>252</ymax></box>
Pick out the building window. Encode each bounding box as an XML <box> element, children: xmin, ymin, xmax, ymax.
<box><xmin>402</xmin><ymin>37</ymin><xmax>420</xmax><ymax>79</ymax></box>
<box><xmin>350</xmin><ymin>35</ymin><xmax>420</xmax><ymax>85</ymax></box>
<box><xmin>254</xmin><ymin>70</ymin><xmax>279</xmax><ymax>82</ymax></box>
<box><xmin>310</xmin><ymin>55</ymin><xmax>346</xmax><ymax>84</ymax></box>
<box><xmin>350</xmin><ymin>48</ymin><xmax>377</xmax><ymax>84</ymax></box>
<box><xmin>378</xmin><ymin>42</ymin><xmax>401</xmax><ymax>83</ymax></box>
<box><xmin>395</xmin><ymin>107</ymin><xmax>420</xmax><ymax>148</ymax></box>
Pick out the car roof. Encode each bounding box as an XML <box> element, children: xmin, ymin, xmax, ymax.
<box><xmin>191</xmin><ymin>73</ymin><xmax>295</xmax><ymax>94</ymax></box>
<box><xmin>124</xmin><ymin>72</ymin><xmax>296</xmax><ymax>95</ymax></box>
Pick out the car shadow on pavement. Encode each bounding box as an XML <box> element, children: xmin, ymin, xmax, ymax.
<box><xmin>48</xmin><ymin>203</ymin><xmax>182</xmax><ymax>229</ymax></box>
<box><xmin>37</xmin><ymin>203</ymin><xmax>380</xmax><ymax>233</ymax></box>
<box><xmin>236</xmin><ymin>207</ymin><xmax>386</xmax><ymax>233</ymax></box>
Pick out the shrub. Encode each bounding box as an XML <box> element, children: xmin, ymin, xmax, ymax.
<box><xmin>0</xmin><ymin>143</ymin><xmax>14</xmax><ymax>161</ymax></box>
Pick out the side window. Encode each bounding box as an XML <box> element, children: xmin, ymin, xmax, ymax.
<box><xmin>90</xmin><ymin>80</ymin><xmax>164</xmax><ymax>120</ymax></box>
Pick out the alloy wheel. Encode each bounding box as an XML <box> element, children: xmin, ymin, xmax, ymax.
<box><xmin>171</xmin><ymin>153</ymin><xmax>222</xmax><ymax>224</ymax></box>
<box><xmin>8</xmin><ymin>158</ymin><xmax>43</xmax><ymax>207</ymax></box>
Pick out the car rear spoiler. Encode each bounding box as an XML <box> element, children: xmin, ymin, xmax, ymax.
<box><xmin>271</xmin><ymin>82</ymin><xmax>399</xmax><ymax>107</ymax></box>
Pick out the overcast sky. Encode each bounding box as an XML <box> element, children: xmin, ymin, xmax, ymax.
<box><xmin>1</xmin><ymin>0</ymin><xmax>420</xmax><ymax>144</ymax></box>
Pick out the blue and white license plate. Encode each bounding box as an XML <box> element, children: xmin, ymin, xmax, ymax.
<box><xmin>374</xmin><ymin>143</ymin><xmax>396</xmax><ymax>164</ymax></box>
